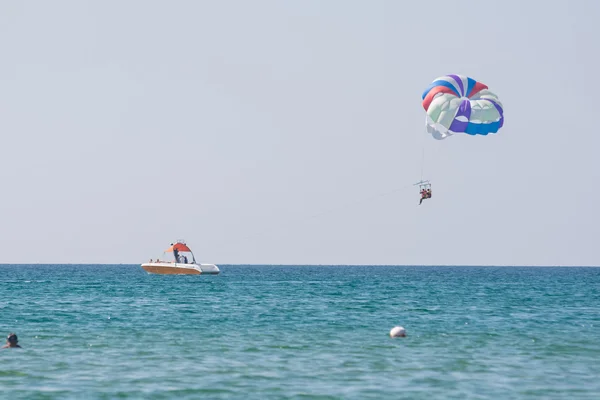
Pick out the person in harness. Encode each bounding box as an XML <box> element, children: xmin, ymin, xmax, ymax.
<box><xmin>419</xmin><ymin>188</ymin><xmax>428</xmax><ymax>205</ymax></box>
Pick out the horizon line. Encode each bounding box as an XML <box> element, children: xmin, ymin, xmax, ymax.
<box><xmin>0</xmin><ymin>263</ymin><xmax>598</xmax><ymax>268</ymax></box>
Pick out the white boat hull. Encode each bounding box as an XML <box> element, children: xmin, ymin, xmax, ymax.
<box><xmin>141</xmin><ymin>262</ymin><xmax>220</xmax><ymax>275</ymax></box>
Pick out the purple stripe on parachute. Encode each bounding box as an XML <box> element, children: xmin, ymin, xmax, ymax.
<box><xmin>484</xmin><ymin>98</ymin><xmax>504</xmax><ymax>117</ymax></box>
<box><xmin>485</xmin><ymin>98</ymin><xmax>504</xmax><ymax>128</ymax></box>
<box><xmin>449</xmin><ymin>99</ymin><xmax>472</xmax><ymax>132</ymax></box>
<box><xmin>448</xmin><ymin>74</ymin><xmax>465</xmax><ymax>97</ymax></box>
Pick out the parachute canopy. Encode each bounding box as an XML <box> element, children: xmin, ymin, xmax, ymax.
<box><xmin>165</xmin><ymin>242</ymin><xmax>192</xmax><ymax>253</ymax></box>
<box><xmin>422</xmin><ymin>74</ymin><xmax>504</xmax><ymax>140</ymax></box>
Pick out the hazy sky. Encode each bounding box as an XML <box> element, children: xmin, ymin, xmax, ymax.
<box><xmin>1</xmin><ymin>0</ymin><xmax>598</xmax><ymax>265</ymax></box>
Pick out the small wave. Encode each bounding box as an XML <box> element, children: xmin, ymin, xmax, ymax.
<box><xmin>0</xmin><ymin>370</ymin><xmax>29</xmax><ymax>377</ymax></box>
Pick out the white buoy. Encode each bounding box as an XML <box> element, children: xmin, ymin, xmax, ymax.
<box><xmin>390</xmin><ymin>326</ymin><xmax>406</xmax><ymax>338</ymax></box>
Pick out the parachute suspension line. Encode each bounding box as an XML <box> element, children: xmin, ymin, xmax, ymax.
<box><xmin>420</xmin><ymin>130</ymin><xmax>426</xmax><ymax>182</ymax></box>
<box><xmin>420</xmin><ymin>144</ymin><xmax>425</xmax><ymax>181</ymax></box>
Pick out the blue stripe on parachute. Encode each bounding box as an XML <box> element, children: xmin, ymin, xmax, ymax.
<box><xmin>421</xmin><ymin>79</ymin><xmax>461</xmax><ymax>99</ymax></box>
<box><xmin>465</xmin><ymin>77</ymin><xmax>476</xmax><ymax>98</ymax></box>
<box><xmin>463</xmin><ymin>119</ymin><xmax>503</xmax><ymax>136</ymax></box>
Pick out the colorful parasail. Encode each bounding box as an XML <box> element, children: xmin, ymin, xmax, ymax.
<box><xmin>422</xmin><ymin>74</ymin><xmax>504</xmax><ymax>140</ymax></box>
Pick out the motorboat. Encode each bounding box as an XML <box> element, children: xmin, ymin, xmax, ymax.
<box><xmin>141</xmin><ymin>240</ymin><xmax>220</xmax><ymax>275</ymax></box>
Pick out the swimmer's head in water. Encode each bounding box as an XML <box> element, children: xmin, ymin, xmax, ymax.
<box><xmin>7</xmin><ymin>333</ymin><xmax>18</xmax><ymax>343</ymax></box>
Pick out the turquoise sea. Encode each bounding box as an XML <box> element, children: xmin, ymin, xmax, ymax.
<box><xmin>1</xmin><ymin>265</ymin><xmax>599</xmax><ymax>399</ymax></box>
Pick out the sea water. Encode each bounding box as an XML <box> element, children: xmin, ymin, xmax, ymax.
<box><xmin>1</xmin><ymin>265</ymin><xmax>599</xmax><ymax>399</ymax></box>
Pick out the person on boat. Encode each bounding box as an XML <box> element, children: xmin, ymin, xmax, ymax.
<box><xmin>173</xmin><ymin>248</ymin><xmax>180</xmax><ymax>263</ymax></box>
<box><xmin>2</xmin><ymin>333</ymin><xmax>21</xmax><ymax>349</ymax></box>
<box><xmin>182</xmin><ymin>255</ymin><xmax>188</xmax><ymax>264</ymax></box>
